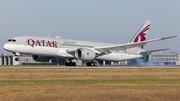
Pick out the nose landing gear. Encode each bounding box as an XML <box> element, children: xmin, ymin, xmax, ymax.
<box><xmin>15</xmin><ymin>57</ymin><xmax>20</xmax><ymax>61</ymax></box>
<box><xmin>14</xmin><ymin>52</ymin><xmax>20</xmax><ymax>61</ymax></box>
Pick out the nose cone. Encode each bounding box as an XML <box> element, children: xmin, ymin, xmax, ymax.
<box><xmin>3</xmin><ymin>44</ymin><xmax>9</xmax><ymax>51</ymax></box>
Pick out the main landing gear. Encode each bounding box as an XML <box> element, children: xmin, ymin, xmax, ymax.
<box><xmin>65</xmin><ymin>58</ymin><xmax>76</xmax><ymax>66</ymax></box>
<box><xmin>65</xmin><ymin>58</ymin><xmax>98</xmax><ymax>67</ymax></box>
<box><xmin>86</xmin><ymin>61</ymin><xmax>98</xmax><ymax>66</ymax></box>
<box><xmin>65</xmin><ymin>62</ymin><xmax>76</xmax><ymax>66</ymax></box>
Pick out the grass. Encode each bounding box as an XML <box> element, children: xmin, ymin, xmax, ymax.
<box><xmin>0</xmin><ymin>68</ymin><xmax>180</xmax><ymax>101</ymax></box>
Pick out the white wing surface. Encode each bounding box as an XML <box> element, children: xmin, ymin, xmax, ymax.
<box><xmin>94</xmin><ymin>35</ymin><xmax>177</xmax><ymax>52</ymax></box>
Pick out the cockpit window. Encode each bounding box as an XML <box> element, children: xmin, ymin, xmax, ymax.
<box><xmin>8</xmin><ymin>39</ymin><xmax>12</xmax><ymax>42</ymax></box>
<box><xmin>8</xmin><ymin>39</ymin><xmax>16</xmax><ymax>42</ymax></box>
<box><xmin>12</xmin><ymin>39</ymin><xmax>16</xmax><ymax>42</ymax></box>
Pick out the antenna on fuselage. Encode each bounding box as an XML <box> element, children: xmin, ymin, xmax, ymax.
<box><xmin>55</xmin><ymin>36</ymin><xmax>61</xmax><ymax>38</ymax></box>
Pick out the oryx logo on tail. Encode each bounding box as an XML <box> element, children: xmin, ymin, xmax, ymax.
<box><xmin>129</xmin><ymin>21</ymin><xmax>151</xmax><ymax>49</ymax></box>
<box><xmin>134</xmin><ymin>24</ymin><xmax>150</xmax><ymax>49</ymax></box>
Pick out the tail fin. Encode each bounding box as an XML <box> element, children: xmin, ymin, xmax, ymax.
<box><xmin>129</xmin><ymin>21</ymin><xmax>151</xmax><ymax>49</ymax></box>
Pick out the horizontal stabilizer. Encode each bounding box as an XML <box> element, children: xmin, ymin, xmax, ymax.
<box><xmin>137</xmin><ymin>48</ymin><xmax>170</xmax><ymax>54</ymax></box>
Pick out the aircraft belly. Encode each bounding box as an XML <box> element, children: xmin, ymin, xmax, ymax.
<box><xmin>17</xmin><ymin>45</ymin><xmax>60</xmax><ymax>57</ymax></box>
<box><xmin>97</xmin><ymin>53</ymin><xmax>143</xmax><ymax>61</ymax></box>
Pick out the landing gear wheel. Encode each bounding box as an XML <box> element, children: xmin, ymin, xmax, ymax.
<box><xmin>91</xmin><ymin>62</ymin><xmax>94</xmax><ymax>66</ymax></box>
<box><xmin>65</xmin><ymin>62</ymin><xmax>76</xmax><ymax>66</ymax></box>
<box><xmin>69</xmin><ymin>62</ymin><xmax>72</xmax><ymax>66</ymax></box>
<box><xmin>15</xmin><ymin>57</ymin><xmax>20</xmax><ymax>61</ymax></box>
<box><xmin>65</xmin><ymin>62</ymin><xmax>69</xmax><ymax>66</ymax></box>
<box><xmin>93</xmin><ymin>62</ymin><xmax>98</xmax><ymax>66</ymax></box>
<box><xmin>87</xmin><ymin>62</ymin><xmax>91</xmax><ymax>66</ymax></box>
<box><xmin>86</xmin><ymin>62</ymin><xmax>98</xmax><ymax>67</ymax></box>
<box><xmin>72</xmin><ymin>62</ymin><xmax>76</xmax><ymax>66</ymax></box>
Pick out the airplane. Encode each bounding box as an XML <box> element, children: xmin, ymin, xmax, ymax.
<box><xmin>3</xmin><ymin>21</ymin><xmax>177</xmax><ymax>66</ymax></box>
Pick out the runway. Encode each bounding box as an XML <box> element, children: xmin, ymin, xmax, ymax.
<box><xmin>0</xmin><ymin>65</ymin><xmax>180</xmax><ymax>68</ymax></box>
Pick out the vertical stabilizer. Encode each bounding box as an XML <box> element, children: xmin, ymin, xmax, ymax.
<box><xmin>129</xmin><ymin>21</ymin><xmax>151</xmax><ymax>49</ymax></box>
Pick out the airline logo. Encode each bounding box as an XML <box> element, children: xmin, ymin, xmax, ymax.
<box><xmin>134</xmin><ymin>24</ymin><xmax>150</xmax><ymax>49</ymax></box>
<box><xmin>87</xmin><ymin>52</ymin><xmax>89</xmax><ymax>55</ymax></box>
<box><xmin>27</xmin><ymin>39</ymin><xmax>58</xmax><ymax>48</ymax></box>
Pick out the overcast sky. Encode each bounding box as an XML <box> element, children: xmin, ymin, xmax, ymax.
<box><xmin>0</xmin><ymin>0</ymin><xmax>180</xmax><ymax>54</ymax></box>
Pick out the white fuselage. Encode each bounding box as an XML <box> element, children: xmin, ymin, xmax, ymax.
<box><xmin>3</xmin><ymin>36</ymin><xmax>145</xmax><ymax>61</ymax></box>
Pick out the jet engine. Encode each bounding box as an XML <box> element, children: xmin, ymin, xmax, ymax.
<box><xmin>75</xmin><ymin>48</ymin><xmax>95</xmax><ymax>60</ymax></box>
<box><xmin>32</xmin><ymin>55</ymin><xmax>52</xmax><ymax>62</ymax></box>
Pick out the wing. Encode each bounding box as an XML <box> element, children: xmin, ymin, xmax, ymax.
<box><xmin>94</xmin><ymin>35</ymin><xmax>177</xmax><ymax>53</ymax></box>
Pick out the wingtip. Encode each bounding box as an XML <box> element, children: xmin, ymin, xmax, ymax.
<box><xmin>172</xmin><ymin>35</ymin><xmax>178</xmax><ymax>38</ymax></box>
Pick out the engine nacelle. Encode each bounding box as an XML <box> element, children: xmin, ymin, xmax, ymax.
<box><xmin>32</xmin><ymin>55</ymin><xmax>52</xmax><ymax>62</ymax></box>
<box><xmin>75</xmin><ymin>48</ymin><xmax>95</xmax><ymax>60</ymax></box>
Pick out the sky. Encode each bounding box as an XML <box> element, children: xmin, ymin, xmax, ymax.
<box><xmin>0</xmin><ymin>0</ymin><xmax>180</xmax><ymax>54</ymax></box>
